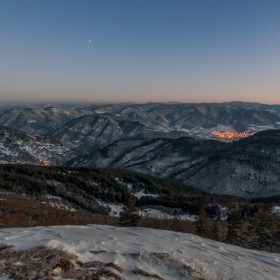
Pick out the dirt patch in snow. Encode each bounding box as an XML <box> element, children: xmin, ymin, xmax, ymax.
<box><xmin>0</xmin><ymin>244</ymin><xmax>206</xmax><ymax>280</ymax></box>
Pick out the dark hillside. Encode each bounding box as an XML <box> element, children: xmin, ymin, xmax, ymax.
<box><xmin>1</xmin><ymin>165</ymin><xmax>279</xmax><ymax>220</ymax></box>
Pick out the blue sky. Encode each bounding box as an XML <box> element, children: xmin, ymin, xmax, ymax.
<box><xmin>1</xmin><ymin>0</ymin><xmax>280</xmax><ymax>104</ymax></box>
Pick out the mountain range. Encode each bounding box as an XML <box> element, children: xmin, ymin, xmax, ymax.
<box><xmin>67</xmin><ymin>130</ymin><xmax>280</xmax><ymax>198</ymax></box>
<box><xmin>1</xmin><ymin>101</ymin><xmax>280</xmax><ymax>198</ymax></box>
<box><xmin>1</xmin><ymin>102</ymin><xmax>280</xmax><ymax>146</ymax></box>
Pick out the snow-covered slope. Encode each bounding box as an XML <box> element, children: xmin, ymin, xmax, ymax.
<box><xmin>0</xmin><ymin>126</ymin><xmax>97</xmax><ymax>165</ymax></box>
<box><xmin>0</xmin><ymin>225</ymin><xmax>279</xmax><ymax>279</ymax></box>
<box><xmin>0</xmin><ymin>107</ymin><xmax>91</xmax><ymax>136</ymax></box>
<box><xmin>2</xmin><ymin>103</ymin><xmax>280</xmax><ymax>145</ymax></box>
<box><xmin>69</xmin><ymin>130</ymin><xmax>280</xmax><ymax>198</ymax></box>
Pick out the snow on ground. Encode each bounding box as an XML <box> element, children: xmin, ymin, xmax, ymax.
<box><xmin>272</xmin><ymin>206</ymin><xmax>280</xmax><ymax>217</ymax></box>
<box><xmin>114</xmin><ymin>177</ymin><xmax>133</xmax><ymax>190</ymax></box>
<box><xmin>139</xmin><ymin>209</ymin><xmax>196</xmax><ymax>221</ymax></box>
<box><xmin>40</xmin><ymin>194</ymin><xmax>77</xmax><ymax>212</ymax></box>
<box><xmin>98</xmin><ymin>200</ymin><xmax>196</xmax><ymax>221</ymax></box>
<box><xmin>0</xmin><ymin>225</ymin><xmax>279</xmax><ymax>280</ymax></box>
<box><xmin>134</xmin><ymin>189</ymin><xmax>159</xmax><ymax>199</ymax></box>
<box><xmin>97</xmin><ymin>200</ymin><xmax>124</xmax><ymax>216</ymax></box>
<box><xmin>114</xmin><ymin>177</ymin><xmax>160</xmax><ymax>198</ymax></box>
<box><xmin>46</xmin><ymin>195</ymin><xmax>63</xmax><ymax>201</ymax></box>
<box><xmin>46</xmin><ymin>180</ymin><xmax>65</xmax><ymax>187</ymax></box>
<box><xmin>46</xmin><ymin>201</ymin><xmax>77</xmax><ymax>212</ymax></box>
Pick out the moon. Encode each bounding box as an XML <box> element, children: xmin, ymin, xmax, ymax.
<box><xmin>88</xmin><ymin>40</ymin><xmax>91</xmax><ymax>43</ymax></box>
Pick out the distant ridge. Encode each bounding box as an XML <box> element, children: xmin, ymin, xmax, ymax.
<box><xmin>67</xmin><ymin>129</ymin><xmax>280</xmax><ymax>199</ymax></box>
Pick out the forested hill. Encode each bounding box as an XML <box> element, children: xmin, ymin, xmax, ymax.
<box><xmin>0</xmin><ymin>165</ymin><xmax>279</xmax><ymax>219</ymax></box>
<box><xmin>68</xmin><ymin>129</ymin><xmax>280</xmax><ymax>198</ymax></box>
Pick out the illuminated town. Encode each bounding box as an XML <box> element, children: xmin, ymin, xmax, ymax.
<box><xmin>40</xmin><ymin>159</ymin><xmax>50</xmax><ymax>167</ymax></box>
<box><xmin>212</xmin><ymin>131</ymin><xmax>254</xmax><ymax>139</ymax></box>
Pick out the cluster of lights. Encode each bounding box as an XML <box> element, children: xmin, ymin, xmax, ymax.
<box><xmin>212</xmin><ymin>131</ymin><xmax>254</xmax><ymax>139</ymax></box>
<box><xmin>40</xmin><ymin>159</ymin><xmax>50</xmax><ymax>167</ymax></box>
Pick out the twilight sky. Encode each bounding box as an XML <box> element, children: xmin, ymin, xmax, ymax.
<box><xmin>1</xmin><ymin>0</ymin><xmax>280</xmax><ymax>104</ymax></box>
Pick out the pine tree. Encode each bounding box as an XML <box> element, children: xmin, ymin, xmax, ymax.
<box><xmin>119</xmin><ymin>199</ymin><xmax>140</xmax><ymax>227</ymax></box>
<box><xmin>212</xmin><ymin>220</ymin><xmax>220</xmax><ymax>241</ymax></box>
<box><xmin>226</xmin><ymin>206</ymin><xmax>242</xmax><ymax>244</ymax></box>
<box><xmin>249</xmin><ymin>209</ymin><xmax>276</xmax><ymax>251</ymax></box>
<box><xmin>171</xmin><ymin>209</ymin><xmax>183</xmax><ymax>232</ymax></box>
<box><xmin>195</xmin><ymin>205</ymin><xmax>211</xmax><ymax>238</ymax></box>
<box><xmin>261</xmin><ymin>210</ymin><xmax>275</xmax><ymax>251</ymax></box>
<box><xmin>273</xmin><ymin>214</ymin><xmax>280</xmax><ymax>252</ymax></box>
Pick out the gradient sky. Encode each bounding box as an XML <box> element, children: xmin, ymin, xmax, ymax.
<box><xmin>1</xmin><ymin>0</ymin><xmax>280</xmax><ymax>104</ymax></box>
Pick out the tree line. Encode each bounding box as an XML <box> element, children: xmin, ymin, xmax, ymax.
<box><xmin>118</xmin><ymin>200</ymin><xmax>280</xmax><ymax>254</ymax></box>
<box><xmin>195</xmin><ymin>205</ymin><xmax>280</xmax><ymax>253</ymax></box>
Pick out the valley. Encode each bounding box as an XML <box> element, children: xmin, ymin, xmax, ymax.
<box><xmin>1</xmin><ymin>102</ymin><xmax>280</xmax><ymax>199</ymax></box>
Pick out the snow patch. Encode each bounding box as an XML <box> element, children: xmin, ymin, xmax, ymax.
<box><xmin>46</xmin><ymin>195</ymin><xmax>63</xmax><ymax>201</ymax></box>
<box><xmin>134</xmin><ymin>189</ymin><xmax>159</xmax><ymax>199</ymax></box>
<box><xmin>97</xmin><ymin>200</ymin><xmax>196</xmax><ymax>221</ymax></box>
<box><xmin>272</xmin><ymin>206</ymin><xmax>280</xmax><ymax>217</ymax></box>
<box><xmin>140</xmin><ymin>208</ymin><xmax>196</xmax><ymax>221</ymax></box>
<box><xmin>97</xmin><ymin>200</ymin><xmax>124</xmax><ymax>216</ymax></box>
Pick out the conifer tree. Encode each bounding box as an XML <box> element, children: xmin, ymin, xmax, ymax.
<box><xmin>195</xmin><ymin>205</ymin><xmax>211</xmax><ymax>238</ymax></box>
<box><xmin>226</xmin><ymin>206</ymin><xmax>242</xmax><ymax>244</ymax></box>
<box><xmin>171</xmin><ymin>209</ymin><xmax>183</xmax><ymax>232</ymax></box>
<box><xmin>273</xmin><ymin>214</ymin><xmax>280</xmax><ymax>252</ymax></box>
<box><xmin>249</xmin><ymin>209</ymin><xmax>276</xmax><ymax>251</ymax></box>
<box><xmin>212</xmin><ymin>220</ymin><xmax>220</xmax><ymax>241</ymax></box>
<box><xmin>119</xmin><ymin>199</ymin><xmax>140</xmax><ymax>227</ymax></box>
<box><xmin>261</xmin><ymin>210</ymin><xmax>275</xmax><ymax>250</ymax></box>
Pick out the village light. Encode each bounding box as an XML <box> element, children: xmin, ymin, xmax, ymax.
<box><xmin>212</xmin><ymin>132</ymin><xmax>254</xmax><ymax>139</ymax></box>
<box><xmin>39</xmin><ymin>159</ymin><xmax>50</xmax><ymax>166</ymax></box>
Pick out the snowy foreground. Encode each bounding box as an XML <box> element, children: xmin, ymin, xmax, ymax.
<box><xmin>0</xmin><ymin>225</ymin><xmax>279</xmax><ymax>280</ymax></box>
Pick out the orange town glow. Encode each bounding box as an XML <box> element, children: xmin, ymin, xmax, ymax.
<box><xmin>40</xmin><ymin>159</ymin><xmax>50</xmax><ymax>166</ymax></box>
<box><xmin>212</xmin><ymin>132</ymin><xmax>254</xmax><ymax>139</ymax></box>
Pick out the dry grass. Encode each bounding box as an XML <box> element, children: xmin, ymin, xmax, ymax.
<box><xmin>0</xmin><ymin>197</ymin><xmax>196</xmax><ymax>235</ymax></box>
<box><xmin>0</xmin><ymin>244</ymin><xmax>77</xmax><ymax>279</ymax></box>
<box><xmin>0</xmin><ymin>244</ymin><xmax>237</xmax><ymax>280</ymax></box>
<box><xmin>0</xmin><ymin>198</ymin><xmax>119</xmax><ymax>228</ymax></box>
<box><xmin>134</xmin><ymin>267</ymin><xmax>163</xmax><ymax>279</ymax></box>
<box><xmin>0</xmin><ymin>244</ymin><xmax>124</xmax><ymax>280</ymax></box>
<box><xmin>139</xmin><ymin>214</ymin><xmax>195</xmax><ymax>233</ymax></box>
